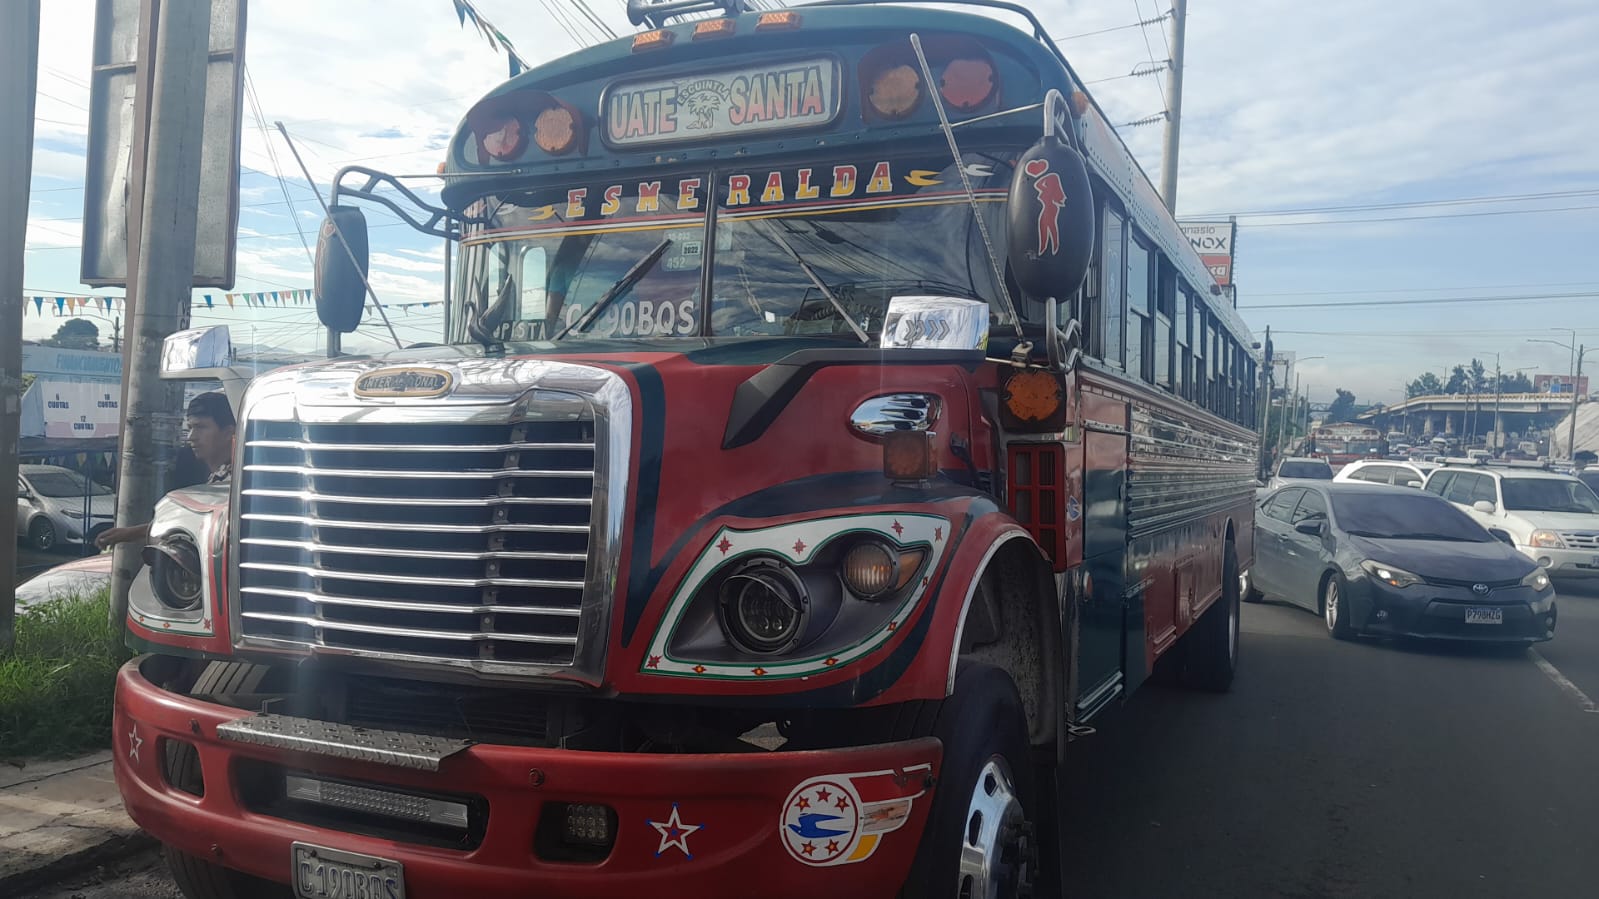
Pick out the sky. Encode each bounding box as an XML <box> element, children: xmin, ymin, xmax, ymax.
<box><xmin>21</xmin><ymin>0</ymin><xmax>1599</xmax><ymax>408</ymax></box>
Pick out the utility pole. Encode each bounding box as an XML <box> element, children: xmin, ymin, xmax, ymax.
<box><xmin>1</xmin><ymin>0</ymin><xmax>41</xmax><ymax>650</ymax></box>
<box><xmin>110</xmin><ymin>0</ymin><xmax>213</xmax><ymax>627</ymax></box>
<box><xmin>1158</xmin><ymin>0</ymin><xmax>1188</xmax><ymax>212</ymax></box>
<box><xmin>1492</xmin><ymin>353</ymin><xmax>1501</xmax><ymax>456</ymax></box>
<box><xmin>1568</xmin><ymin>345</ymin><xmax>1585</xmax><ymax>463</ymax></box>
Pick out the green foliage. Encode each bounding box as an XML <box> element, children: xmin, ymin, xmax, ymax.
<box><xmin>43</xmin><ymin>318</ymin><xmax>101</xmax><ymax>350</ymax></box>
<box><xmin>0</xmin><ymin>591</ymin><xmax>131</xmax><ymax>760</ymax></box>
<box><xmin>1408</xmin><ymin>372</ymin><xmax>1444</xmax><ymax>397</ymax></box>
<box><xmin>1325</xmin><ymin>388</ymin><xmax>1358</xmax><ymax>423</ymax></box>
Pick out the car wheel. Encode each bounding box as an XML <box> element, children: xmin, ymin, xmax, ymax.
<box><xmin>1181</xmin><ymin>540</ymin><xmax>1241</xmax><ymax>692</ymax></box>
<box><xmin>1323</xmin><ymin>573</ymin><xmax>1354</xmax><ymax>640</ymax></box>
<box><xmin>28</xmin><ymin>517</ymin><xmax>56</xmax><ymax>552</ymax></box>
<box><xmin>903</xmin><ymin>664</ymin><xmax>1038</xmax><ymax>899</ymax></box>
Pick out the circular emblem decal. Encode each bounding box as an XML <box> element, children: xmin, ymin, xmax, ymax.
<box><xmin>780</xmin><ymin>777</ymin><xmax>861</xmax><ymax>866</ymax></box>
<box><xmin>354</xmin><ymin>367</ymin><xmax>454</xmax><ymax>398</ymax></box>
<box><xmin>1472</xmin><ymin>583</ymin><xmax>1490</xmax><ymax>596</ymax></box>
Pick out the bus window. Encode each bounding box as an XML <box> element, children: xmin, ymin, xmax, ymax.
<box><xmin>1192</xmin><ymin>309</ymin><xmax>1207</xmax><ymax>407</ymax></box>
<box><xmin>1126</xmin><ymin>233</ymin><xmax>1152</xmax><ymax>382</ymax></box>
<box><xmin>520</xmin><ymin>247</ymin><xmax>549</xmax><ymax>323</ymax></box>
<box><xmin>1155</xmin><ymin>259</ymin><xmax>1175</xmax><ymax>390</ymax></box>
<box><xmin>1101</xmin><ymin>205</ymin><xmax>1126</xmax><ymax>369</ymax></box>
<box><xmin>1176</xmin><ymin>285</ymin><xmax>1193</xmax><ymax>399</ymax></box>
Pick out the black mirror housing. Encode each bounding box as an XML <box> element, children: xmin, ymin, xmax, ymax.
<box><xmin>315</xmin><ymin>206</ymin><xmax>370</xmax><ymax>334</ymax></box>
<box><xmin>1295</xmin><ymin>520</ymin><xmax>1324</xmax><ymax>536</ymax></box>
<box><xmin>1488</xmin><ymin>528</ymin><xmax>1515</xmax><ymax>546</ymax></box>
<box><xmin>1006</xmin><ymin>136</ymin><xmax>1094</xmax><ymax>306</ymax></box>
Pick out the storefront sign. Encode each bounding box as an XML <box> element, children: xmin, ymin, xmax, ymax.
<box><xmin>1178</xmin><ymin>219</ymin><xmax>1236</xmax><ymax>287</ymax></box>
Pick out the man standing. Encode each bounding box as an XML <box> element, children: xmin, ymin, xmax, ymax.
<box><xmin>96</xmin><ymin>391</ymin><xmax>235</xmax><ymax>549</ymax></box>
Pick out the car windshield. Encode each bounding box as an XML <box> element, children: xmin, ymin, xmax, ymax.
<box><xmin>1279</xmin><ymin>461</ymin><xmax>1332</xmax><ymax>479</ymax></box>
<box><xmin>1501</xmin><ymin>477</ymin><xmax>1599</xmax><ymax>513</ymax></box>
<box><xmin>456</xmin><ymin>153</ymin><xmax>1012</xmax><ymax>342</ymax></box>
<box><xmin>25</xmin><ymin>470</ymin><xmax>113</xmax><ymax>498</ymax></box>
<box><xmin>1332</xmin><ymin>492</ymin><xmax>1491</xmax><ymax>542</ymax></box>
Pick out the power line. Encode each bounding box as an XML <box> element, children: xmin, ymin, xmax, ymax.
<box><xmin>1247</xmin><ymin>280</ymin><xmax>1599</xmax><ymax>299</ymax></box>
<box><xmin>1059</xmin><ymin>11</ymin><xmax>1170</xmax><ymax>41</ymax></box>
<box><xmin>1129</xmin><ymin>0</ymin><xmax>1168</xmax><ymax>112</ymax></box>
<box><xmin>1241</xmin><ymin>290</ymin><xmax>1596</xmax><ymax>311</ymax></box>
<box><xmin>1245</xmin><ymin>203</ymin><xmax>1599</xmax><ymax>229</ymax></box>
<box><xmin>570</xmin><ymin>0</ymin><xmax>619</xmax><ymax>40</ymax></box>
<box><xmin>1192</xmin><ymin>188</ymin><xmax>1599</xmax><ymax>219</ymax></box>
<box><xmin>244</xmin><ymin>69</ymin><xmax>316</xmax><ymax>271</ymax></box>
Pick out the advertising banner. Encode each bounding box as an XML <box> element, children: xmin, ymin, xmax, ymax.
<box><xmin>1178</xmin><ymin>219</ymin><xmax>1236</xmax><ymax>287</ymax></box>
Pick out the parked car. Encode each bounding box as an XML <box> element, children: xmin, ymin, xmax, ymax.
<box><xmin>14</xmin><ymin>553</ymin><xmax>114</xmax><ymax>611</ymax></box>
<box><xmin>1333</xmin><ymin>459</ymin><xmax>1438</xmax><ymax>488</ymax></box>
<box><xmin>1424</xmin><ymin>465</ymin><xmax>1599</xmax><ymax>578</ymax></box>
<box><xmin>1576</xmin><ymin>469</ymin><xmax>1599</xmax><ymax>497</ymax></box>
<box><xmin>1251</xmin><ymin>482</ymin><xmax>1555</xmax><ymax>643</ymax></box>
<box><xmin>15</xmin><ymin>464</ymin><xmax>117</xmax><ymax>552</ymax></box>
<box><xmin>1266</xmin><ymin>456</ymin><xmax>1334</xmax><ymax>491</ymax></box>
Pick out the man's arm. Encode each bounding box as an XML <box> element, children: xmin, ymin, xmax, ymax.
<box><xmin>96</xmin><ymin>523</ymin><xmax>151</xmax><ymax>550</ymax></box>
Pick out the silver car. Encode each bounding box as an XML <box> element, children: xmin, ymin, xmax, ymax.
<box><xmin>15</xmin><ymin>464</ymin><xmax>117</xmax><ymax>551</ymax></box>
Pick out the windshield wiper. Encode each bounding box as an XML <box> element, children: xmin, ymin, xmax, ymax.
<box><xmin>756</xmin><ymin>223</ymin><xmax>871</xmax><ymax>344</ymax></box>
<box><xmin>553</xmin><ymin>238</ymin><xmax>674</xmax><ymax>340</ymax></box>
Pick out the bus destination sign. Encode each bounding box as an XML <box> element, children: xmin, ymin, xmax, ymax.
<box><xmin>605</xmin><ymin>57</ymin><xmax>839</xmax><ymax>147</ymax></box>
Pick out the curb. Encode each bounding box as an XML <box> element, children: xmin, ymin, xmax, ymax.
<box><xmin>0</xmin><ymin>829</ymin><xmax>158</xmax><ymax>896</ymax></box>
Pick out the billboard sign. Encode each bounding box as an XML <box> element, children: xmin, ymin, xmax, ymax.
<box><xmin>1178</xmin><ymin>219</ymin><xmax>1236</xmax><ymax>287</ymax></box>
<box><xmin>1535</xmin><ymin>374</ymin><xmax>1589</xmax><ymax>395</ymax></box>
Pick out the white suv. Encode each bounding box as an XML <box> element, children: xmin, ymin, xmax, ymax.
<box><xmin>1424</xmin><ymin>465</ymin><xmax>1599</xmax><ymax>577</ymax></box>
<box><xmin>1334</xmin><ymin>459</ymin><xmax>1437</xmax><ymax>488</ymax></box>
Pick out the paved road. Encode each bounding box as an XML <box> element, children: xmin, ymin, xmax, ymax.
<box><xmin>23</xmin><ymin>584</ymin><xmax>1599</xmax><ymax>899</ymax></box>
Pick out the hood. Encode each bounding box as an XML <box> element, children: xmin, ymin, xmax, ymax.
<box><xmin>1500</xmin><ymin>510</ymin><xmax>1599</xmax><ymax>533</ymax></box>
<box><xmin>40</xmin><ymin>492</ymin><xmax>117</xmax><ymax>518</ymax></box>
<box><xmin>1347</xmin><ymin>534</ymin><xmax>1534</xmax><ymax>582</ymax></box>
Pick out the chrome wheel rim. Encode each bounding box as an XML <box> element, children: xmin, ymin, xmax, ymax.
<box><xmin>32</xmin><ymin>521</ymin><xmax>53</xmax><ymax>551</ymax></box>
<box><xmin>1325</xmin><ymin>580</ymin><xmax>1339</xmax><ymax>631</ymax></box>
<box><xmin>958</xmin><ymin>757</ymin><xmax>1029</xmax><ymax>899</ymax></box>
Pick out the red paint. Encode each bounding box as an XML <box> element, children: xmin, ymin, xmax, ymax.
<box><xmin>113</xmin><ymin>661</ymin><xmax>940</xmax><ymax>898</ymax></box>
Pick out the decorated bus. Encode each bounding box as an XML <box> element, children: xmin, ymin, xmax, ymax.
<box><xmin>112</xmin><ymin>2</ymin><xmax>1260</xmax><ymax>897</ymax></box>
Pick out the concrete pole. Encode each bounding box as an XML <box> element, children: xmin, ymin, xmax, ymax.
<box><xmin>110</xmin><ymin>0</ymin><xmax>213</xmax><ymax>627</ymax></box>
<box><xmin>1158</xmin><ymin>0</ymin><xmax>1188</xmax><ymax>212</ymax></box>
<box><xmin>1568</xmin><ymin>346</ymin><xmax>1585</xmax><ymax>462</ymax></box>
<box><xmin>1493</xmin><ymin>354</ymin><xmax>1501</xmax><ymax>455</ymax></box>
<box><xmin>1</xmin><ymin>0</ymin><xmax>41</xmax><ymax>650</ymax></box>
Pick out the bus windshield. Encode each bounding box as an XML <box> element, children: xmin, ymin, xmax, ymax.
<box><xmin>456</xmin><ymin>153</ymin><xmax>1015</xmax><ymax>341</ymax></box>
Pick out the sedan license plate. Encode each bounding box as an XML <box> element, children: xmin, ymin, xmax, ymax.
<box><xmin>1464</xmin><ymin>607</ymin><xmax>1504</xmax><ymax>625</ymax></box>
<box><xmin>292</xmin><ymin>843</ymin><xmax>404</xmax><ymax>899</ymax></box>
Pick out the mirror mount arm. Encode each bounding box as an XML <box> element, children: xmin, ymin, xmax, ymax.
<box><xmin>329</xmin><ymin>165</ymin><xmax>476</xmax><ymax>240</ymax></box>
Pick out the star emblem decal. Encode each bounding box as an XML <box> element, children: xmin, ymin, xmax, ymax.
<box><xmin>934</xmin><ymin>527</ymin><xmax>943</xmax><ymax>542</ymax></box>
<box><xmin>647</xmin><ymin>655</ymin><xmax>661</xmax><ymax>668</ymax></box>
<box><xmin>692</xmin><ymin>664</ymin><xmax>707</xmax><ymax>674</ymax></box>
<box><xmin>752</xmin><ymin>667</ymin><xmax>767</xmax><ymax>676</ymax></box>
<box><xmin>127</xmin><ymin>724</ymin><xmax>143</xmax><ymax>763</ymax></box>
<box><xmin>716</xmin><ymin>536</ymin><xmax>733</xmax><ymax>555</ymax></box>
<box><xmin>647</xmin><ymin>803</ymin><xmax>703</xmax><ymax>858</ymax></box>
<box><xmin>891</xmin><ymin>520</ymin><xmax>904</xmax><ymax>536</ymax></box>
<box><xmin>824</xmin><ymin>657</ymin><xmax>839</xmax><ymax>666</ymax></box>
<box><xmin>793</xmin><ymin>538</ymin><xmax>807</xmax><ymax>554</ymax></box>
<box><xmin>887</xmin><ymin>621</ymin><xmax>899</xmax><ymax>632</ymax></box>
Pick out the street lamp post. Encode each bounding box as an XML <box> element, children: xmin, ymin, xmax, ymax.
<box><xmin>1528</xmin><ymin>337</ymin><xmax>1589</xmax><ymax>460</ymax></box>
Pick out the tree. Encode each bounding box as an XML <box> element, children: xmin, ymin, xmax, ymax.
<box><xmin>1444</xmin><ymin>364</ymin><xmax>1469</xmax><ymax>394</ymax></box>
<box><xmin>1325</xmin><ymin>388</ymin><xmax>1357</xmax><ymax>423</ymax></box>
<box><xmin>1468</xmin><ymin>358</ymin><xmax>1488</xmax><ymax>394</ymax></box>
<box><xmin>1408</xmin><ymin>372</ymin><xmax>1444</xmax><ymax>397</ymax></box>
<box><xmin>1497</xmin><ymin>371</ymin><xmax>1533</xmax><ymax>393</ymax></box>
<box><xmin>43</xmin><ymin>318</ymin><xmax>100</xmax><ymax>350</ymax></box>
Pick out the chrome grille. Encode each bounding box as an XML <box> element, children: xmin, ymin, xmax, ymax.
<box><xmin>236</xmin><ymin>412</ymin><xmax>598</xmax><ymax>668</ymax></box>
<box><xmin>1558</xmin><ymin>532</ymin><xmax>1599</xmax><ymax>550</ymax></box>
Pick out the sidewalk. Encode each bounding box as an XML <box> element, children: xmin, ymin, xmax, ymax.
<box><xmin>0</xmin><ymin>751</ymin><xmax>152</xmax><ymax>893</ymax></box>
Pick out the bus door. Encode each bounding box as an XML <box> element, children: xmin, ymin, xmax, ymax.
<box><xmin>1077</xmin><ymin>395</ymin><xmax>1130</xmax><ymax>720</ymax></box>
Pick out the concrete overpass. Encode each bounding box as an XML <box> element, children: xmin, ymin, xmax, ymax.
<box><xmin>1355</xmin><ymin>393</ymin><xmax>1587</xmax><ymax>441</ymax></box>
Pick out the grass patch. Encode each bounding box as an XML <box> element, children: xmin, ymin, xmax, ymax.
<box><xmin>1</xmin><ymin>590</ymin><xmax>132</xmax><ymax>760</ymax></box>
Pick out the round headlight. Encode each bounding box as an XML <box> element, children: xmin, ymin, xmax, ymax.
<box><xmin>142</xmin><ymin>536</ymin><xmax>203</xmax><ymax>612</ymax></box>
<box><xmin>718</xmin><ymin>559</ymin><xmax>808</xmax><ymax>654</ymax></box>
<box><xmin>843</xmin><ymin>541</ymin><xmax>898</xmax><ymax>599</ymax></box>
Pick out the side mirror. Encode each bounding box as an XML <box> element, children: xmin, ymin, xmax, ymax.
<box><xmin>315</xmin><ymin>206</ymin><xmax>370</xmax><ymax>333</ymax></box>
<box><xmin>1295</xmin><ymin>520</ymin><xmax>1325</xmax><ymax>536</ymax></box>
<box><xmin>1006</xmin><ymin>135</ymin><xmax>1094</xmax><ymax>306</ymax></box>
<box><xmin>1488</xmin><ymin>528</ymin><xmax>1514</xmax><ymax>546</ymax></box>
<box><xmin>160</xmin><ymin>326</ymin><xmax>234</xmax><ymax>375</ymax></box>
<box><xmin>1472</xmin><ymin>500</ymin><xmax>1496</xmax><ymax>514</ymax></box>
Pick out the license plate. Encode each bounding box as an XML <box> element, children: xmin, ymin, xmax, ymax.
<box><xmin>292</xmin><ymin>843</ymin><xmax>404</xmax><ymax>899</ymax></box>
<box><xmin>1464</xmin><ymin>607</ymin><xmax>1504</xmax><ymax>625</ymax></box>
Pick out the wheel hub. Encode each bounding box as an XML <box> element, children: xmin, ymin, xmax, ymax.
<box><xmin>957</xmin><ymin>758</ymin><xmax>1033</xmax><ymax>899</ymax></box>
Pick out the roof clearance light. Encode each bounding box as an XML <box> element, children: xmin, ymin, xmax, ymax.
<box><xmin>693</xmin><ymin>18</ymin><xmax>736</xmax><ymax>39</ymax></box>
<box><xmin>481</xmin><ymin>117</ymin><xmax>526</xmax><ymax>161</ymax></box>
<box><xmin>534</xmin><ymin>103</ymin><xmax>580</xmax><ymax>155</ymax></box>
<box><xmin>632</xmin><ymin>29</ymin><xmax>674</xmax><ymax>51</ymax></box>
<box><xmin>939</xmin><ymin>58</ymin><xmax>996</xmax><ymax>112</ymax></box>
<box><xmin>755</xmin><ymin>11</ymin><xmax>801</xmax><ymax>31</ymax></box>
<box><xmin>869</xmin><ymin>65</ymin><xmax>923</xmax><ymax>119</ymax></box>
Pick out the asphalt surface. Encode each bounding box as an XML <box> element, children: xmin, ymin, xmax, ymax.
<box><xmin>13</xmin><ymin>545</ymin><xmax>85</xmax><ymax>586</ymax></box>
<box><xmin>21</xmin><ymin>584</ymin><xmax>1599</xmax><ymax>899</ymax></box>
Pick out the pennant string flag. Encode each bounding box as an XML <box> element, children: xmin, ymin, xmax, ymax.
<box><xmin>449</xmin><ymin>0</ymin><xmax>530</xmax><ymax>77</ymax></box>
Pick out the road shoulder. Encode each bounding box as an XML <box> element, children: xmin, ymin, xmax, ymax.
<box><xmin>0</xmin><ymin>751</ymin><xmax>153</xmax><ymax>894</ymax></box>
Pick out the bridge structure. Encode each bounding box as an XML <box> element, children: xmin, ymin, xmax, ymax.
<box><xmin>1355</xmin><ymin>393</ymin><xmax>1585</xmax><ymax>443</ymax></box>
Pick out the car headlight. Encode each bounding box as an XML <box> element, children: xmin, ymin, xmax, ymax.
<box><xmin>63</xmin><ymin>508</ymin><xmax>89</xmax><ymax>519</ymax></box>
<box><xmin>642</xmin><ymin>514</ymin><xmax>947</xmax><ymax>680</ymax></box>
<box><xmin>1529</xmin><ymin>529</ymin><xmax>1566</xmax><ymax>548</ymax></box>
<box><xmin>1522</xmin><ymin>569</ymin><xmax>1552</xmax><ymax>592</ymax></box>
<box><xmin>1360</xmin><ymin>560</ymin><xmax>1423</xmax><ymax>588</ymax></box>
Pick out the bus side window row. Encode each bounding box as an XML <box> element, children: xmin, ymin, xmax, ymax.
<box><xmin>1082</xmin><ymin>194</ymin><xmax>1257</xmax><ymax>430</ymax></box>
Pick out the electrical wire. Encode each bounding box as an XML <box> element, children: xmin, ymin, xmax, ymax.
<box><xmin>1129</xmin><ymin>0</ymin><xmax>1168</xmax><ymax>111</ymax></box>
<box><xmin>571</xmin><ymin>0</ymin><xmax>620</xmax><ymax>40</ymax></box>
<box><xmin>1248</xmin><ymin>280</ymin><xmax>1599</xmax><ymax>299</ymax></box>
<box><xmin>1193</xmin><ymin>188</ymin><xmax>1599</xmax><ymax>219</ymax></box>
<box><xmin>1241</xmin><ymin>290</ymin><xmax>1595</xmax><ymax>311</ymax></box>
<box><xmin>1244</xmin><ymin>203</ymin><xmax>1599</xmax><ymax>229</ymax></box>
<box><xmin>244</xmin><ymin>69</ymin><xmax>316</xmax><ymax>270</ymax></box>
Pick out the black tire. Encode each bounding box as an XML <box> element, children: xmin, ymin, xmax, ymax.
<box><xmin>1182</xmin><ymin>542</ymin><xmax>1241</xmax><ymax>692</ymax></box>
<box><xmin>1323</xmin><ymin>572</ymin><xmax>1355</xmax><ymax>641</ymax></box>
<box><xmin>163</xmin><ymin>745</ymin><xmax>287</xmax><ymax>899</ymax></box>
<box><xmin>28</xmin><ymin>517</ymin><xmax>56</xmax><ymax>552</ymax></box>
<box><xmin>903</xmin><ymin>664</ymin><xmax>1039</xmax><ymax>899</ymax></box>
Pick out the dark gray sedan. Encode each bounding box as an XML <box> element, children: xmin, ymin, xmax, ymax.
<box><xmin>1250</xmin><ymin>483</ymin><xmax>1557</xmax><ymax>643</ymax></box>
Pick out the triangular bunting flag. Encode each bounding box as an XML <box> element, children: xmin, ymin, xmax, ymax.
<box><xmin>55</xmin><ymin>297</ymin><xmax>65</xmax><ymax>314</ymax></box>
<box><xmin>226</xmin><ymin>294</ymin><xmax>235</xmax><ymax>308</ymax></box>
<box><xmin>33</xmin><ymin>297</ymin><xmax>43</xmax><ymax>314</ymax></box>
<box><xmin>204</xmin><ymin>294</ymin><xmax>214</xmax><ymax>308</ymax></box>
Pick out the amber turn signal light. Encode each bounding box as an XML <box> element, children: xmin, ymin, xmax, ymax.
<box><xmin>534</xmin><ymin>103</ymin><xmax>581</xmax><ymax>155</ymax></box>
<box><xmin>883</xmin><ymin>430</ymin><xmax>938</xmax><ymax>482</ymax></box>
<box><xmin>632</xmin><ymin>29</ymin><xmax>674</xmax><ymax>51</ymax></box>
<box><xmin>1000</xmin><ymin>369</ymin><xmax>1068</xmax><ymax>432</ymax></box>
<box><xmin>868</xmin><ymin>64</ymin><xmax>922</xmax><ymax>119</ymax></box>
<box><xmin>694</xmin><ymin>18</ymin><xmax>735</xmax><ymax>39</ymax></box>
<box><xmin>756</xmin><ymin>11</ymin><xmax>801</xmax><ymax>30</ymax></box>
